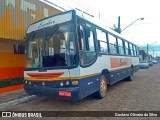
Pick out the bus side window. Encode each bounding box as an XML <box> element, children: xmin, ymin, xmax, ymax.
<box><xmin>85</xmin><ymin>28</ymin><xmax>95</xmax><ymax>52</ymax></box>
<box><xmin>136</xmin><ymin>46</ymin><xmax>139</xmax><ymax>56</ymax></box>
<box><xmin>108</xmin><ymin>34</ymin><xmax>117</xmax><ymax>54</ymax></box>
<box><xmin>78</xmin><ymin>25</ymin><xmax>96</xmax><ymax>66</ymax></box>
<box><xmin>117</xmin><ymin>38</ymin><xmax>125</xmax><ymax>55</ymax></box>
<box><xmin>125</xmin><ymin>41</ymin><xmax>129</xmax><ymax>55</ymax></box>
<box><xmin>78</xmin><ymin>25</ymin><xmax>85</xmax><ymax>50</ymax></box>
<box><xmin>96</xmin><ymin>28</ymin><xmax>108</xmax><ymax>53</ymax></box>
<box><xmin>129</xmin><ymin>43</ymin><xmax>134</xmax><ymax>56</ymax></box>
<box><xmin>133</xmin><ymin>45</ymin><xmax>137</xmax><ymax>56</ymax></box>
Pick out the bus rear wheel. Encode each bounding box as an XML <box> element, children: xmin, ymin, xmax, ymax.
<box><xmin>126</xmin><ymin>68</ymin><xmax>134</xmax><ymax>81</ymax></box>
<box><xmin>96</xmin><ymin>75</ymin><xmax>107</xmax><ymax>99</ymax></box>
<box><xmin>127</xmin><ymin>72</ymin><xmax>134</xmax><ymax>81</ymax></box>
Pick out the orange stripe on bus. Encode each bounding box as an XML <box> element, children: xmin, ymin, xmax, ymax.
<box><xmin>0</xmin><ymin>52</ymin><xmax>25</xmax><ymax>68</ymax></box>
<box><xmin>0</xmin><ymin>84</ymin><xmax>24</xmax><ymax>94</ymax></box>
<box><xmin>0</xmin><ymin>67</ymin><xmax>24</xmax><ymax>79</ymax></box>
<box><xmin>111</xmin><ymin>58</ymin><xmax>132</xmax><ymax>68</ymax></box>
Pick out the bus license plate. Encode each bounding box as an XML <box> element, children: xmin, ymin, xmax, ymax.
<box><xmin>59</xmin><ymin>91</ymin><xmax>71</xmax><ymax>97</ymax></box>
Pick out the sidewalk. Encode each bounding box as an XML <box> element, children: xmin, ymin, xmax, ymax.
<box><xmin>0</xmin><ymin>89</ymin><xmax>27</xmax><ymax>103</ymax></box>
<box><xmin>0</xmin><ymin>89</ymin><xmax>36</xmax><ymax>110</ymax></box>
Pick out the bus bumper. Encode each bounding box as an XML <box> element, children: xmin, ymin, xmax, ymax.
<box><xmin>24</xmin><ymin>85</ymin><xmax>80</xmax><ymax>101</ymax></box>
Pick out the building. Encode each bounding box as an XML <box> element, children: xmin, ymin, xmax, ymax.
<box><xmin>139</xmin><ymin>50</ymin><xmax>147</xmax><ymax>60</ymax></box>
<box><xmin>0</xmin><ymin>0</ymin><xmax>63</xmax><ymax>93</ymax></box>
<box><xmin>139</xmin><ymin>47</ymin><xmax>148</xmax><ymax>61</ymax></box>
<box><xmin>0</xmin><ymin>0</ymin><xmax>97</xmax><ymax>93</ymax></box>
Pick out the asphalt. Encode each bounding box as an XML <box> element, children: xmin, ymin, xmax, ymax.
<box><xmin>0</xmin><ymin>89</ymin><xmax>36</xmax><ymax>110</ymax></box>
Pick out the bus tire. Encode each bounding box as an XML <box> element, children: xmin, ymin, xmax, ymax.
<box><xmin>96</xmin><ymin>75</ymin><xmax>107</xmax><ymax>99</ymax></box>
<box><xmin>126</xmin><ymin>69</ymin><xmax>134</xmax><ymax>81</ymax></box>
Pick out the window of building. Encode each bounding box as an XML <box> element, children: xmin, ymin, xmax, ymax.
<box><xmin>14</xmin><ymin>42</ymin><xmax>25</xmax><ymax>54</ymax></box>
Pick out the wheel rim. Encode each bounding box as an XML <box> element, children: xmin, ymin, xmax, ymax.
<box><xmin>131</xmin><ymin>72</ymin><xmax>134</xmax><ymax>80</ymax></box>
<box><xmin>100</xmin><ymin>78</ymin><xmax>106</xmax><ymax>97</ymax></box>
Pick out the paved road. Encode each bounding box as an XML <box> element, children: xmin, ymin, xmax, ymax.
<box><xmin>3</xmin><ymin>64</ymin><xmax>160</xmax><ymax>119</ymax></box>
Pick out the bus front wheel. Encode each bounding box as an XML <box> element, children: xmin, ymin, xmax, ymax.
<box><xmin>96</xmin><ymin>75</ymin><xmax>107</xmax><ymax>99</ymax></box>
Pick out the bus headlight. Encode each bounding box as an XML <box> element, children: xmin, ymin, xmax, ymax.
<box><xmin>29</xmin><ymin>82</ymin><xmax>32</xmax><ymax>85</ymax></box>
<box><xmin>66</xmin><ymin>81</ymin><xmax>69</xmax><ymax>86</ymax></box>
<box><xmin>60</xmin><ymin>82</ymin><xmax>64</xmax><ymax>87</ymax></box>
<box><xmin>42</xmin><ymin>82</ymin><xmax>45</xmax><ymax>86</ymax></box>
<box><xmin>25</xmin><ymin>81</ymin><xmax>28</xmax><ymax>84</ymax></box>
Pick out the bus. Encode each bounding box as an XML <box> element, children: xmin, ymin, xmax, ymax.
<box><xmin>24</xmin><ymin>10</ymin><xmax>139</xmax><ymax>101</ymax></box>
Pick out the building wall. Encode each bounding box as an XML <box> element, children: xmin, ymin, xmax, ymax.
<box><xmin>0</xmin><ymin>0</ymin><xmax>61</xmax><ymax>89</ymax></box>
<box><xmin>0</xmin><ymin>39</ymin><xmax>24</xmax><ymax>79</ymax></box>
<box><xmin>0</xmin><ymin>0</ymin><xmax>61</xmax><ymax>40</ymax></box>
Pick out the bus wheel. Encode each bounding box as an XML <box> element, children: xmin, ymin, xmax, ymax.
<box><xmin>96</xmin><ymin>75</ymin><xmax>107</xmax><ymax>99</ymax></box>
<box><xmin>126</xmin><ymin>69</ymin><xmax>134</xmax><ymax>81</ymax></box>
<box><xmin>128</xmin><ymin>72</ymin><xmax>134</xmax><ymax>81</ymax></box>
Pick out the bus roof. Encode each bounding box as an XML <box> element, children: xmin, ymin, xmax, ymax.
<box><xmin>27</xmin><ymin>10</ymin><xmax>73</xmax><ymax>33</ymax></box>
<box><xmin>27</xmin><ymin>10</ymin><xmax>137</xmax><ymax>46</ymax></box>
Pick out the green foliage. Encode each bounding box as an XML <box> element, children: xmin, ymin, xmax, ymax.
<box><xmin>110</xmin><ymin>24</ymin><xmax>120</xmax><ymax>33</ymax></box>
<box><xmin>0</xmin><ymin>77</ymin><xmax>24</xmax><ymax>88</ymax></box>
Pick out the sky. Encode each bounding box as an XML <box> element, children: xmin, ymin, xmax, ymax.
<box><xmin>48</xmin><ymin>0</ymin><xmax>160</xmax><ymax>55</ymax></box>
<box><xmin>79</xmin><ymin>0</ymin><xmax>160</xmax><ymax>45</ymax></box>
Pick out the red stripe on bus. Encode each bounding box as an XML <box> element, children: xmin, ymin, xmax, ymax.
<box><xmin>27</xmin><ymin>72</ymin><xmax>64</xmax><ymax>78</ymax></box>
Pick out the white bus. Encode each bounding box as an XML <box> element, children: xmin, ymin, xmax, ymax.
<box><xmin>24</xmin><ymin>10</ymin><xmax>139</xmax><ymax>101</ymax></box>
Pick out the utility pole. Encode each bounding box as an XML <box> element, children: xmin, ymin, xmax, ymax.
<box><xmin>99</xmin><ymin>11</ymin><xmax>100</xmax><ymax>19</ymax></box>
<box><xmin>147</xmin><ymin>43</ymin><xmax>149</xmax><ymax>60</ymax></box>
<box><xmin>118</xmin><ymin>16</ymin><xmax>121</xmax><ymax>34</ymax></box>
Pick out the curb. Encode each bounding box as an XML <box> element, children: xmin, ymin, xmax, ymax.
<box><xmin>0</xmin><ymin>95</ymin><xmax>37</xmax><ymax>110</ymax></box>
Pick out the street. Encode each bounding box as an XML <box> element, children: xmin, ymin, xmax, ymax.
<box><xmin>2</xmin><ymin>64</ymin><xmax>160</xmax><ymax>119</ymax></box>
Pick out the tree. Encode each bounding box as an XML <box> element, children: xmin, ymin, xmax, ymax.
<box><xmin>110</xmin><ymin>24</ymin><xmax>121</xmax><ymax>33</ymax></box>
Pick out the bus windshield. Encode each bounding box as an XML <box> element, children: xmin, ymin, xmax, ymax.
<box><xmin>26</xmin><ymin>23</ymin><xmax>76</xmax><ymax>68</ymax></box>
